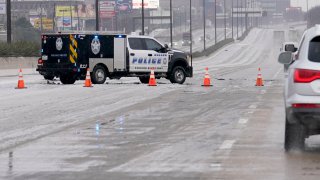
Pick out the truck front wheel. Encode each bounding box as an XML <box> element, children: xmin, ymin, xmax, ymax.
<box><xmin>60</xmin><ymin>75</ymin><xmax>76</xmax><ymax>84</ymax></box>
<box><xmin>92</xmin><ymin>65</ymin><xmax>107</xmax><ymax>84</ymax></box>
<box><xmin>170</xmin><ymin>66</ymin><xmax>186</xmax><ymax>84</ymax></box>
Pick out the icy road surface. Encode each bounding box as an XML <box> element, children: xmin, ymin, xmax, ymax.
<box><xmin>2</xmin><ymin>27</ymin><xmax>320</xmax><ymax>180</ymax></box>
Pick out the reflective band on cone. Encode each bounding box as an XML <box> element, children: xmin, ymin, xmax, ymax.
<box><xmin>202</xmin><ymin>67</ymin><xmax>213</xmax><ymax>87</ymax></box>
<box><xmin>84</xmin><ymin>68</ymin><xmax>93</xmax><ymax>87</ymax></box>
<box><xmin>15</xmin><ymin>68</ymin><xmax>27</xmax><ymax>89</ymax></box>
<box><xmin>255</xmin><ymin>68</ymin><xmax>264</xmax><ymax>86</ymax></box>
<box><xmin>148</xmin><ymin>68</ymin><xmax>157</xmax><ymax>86</ymax></box>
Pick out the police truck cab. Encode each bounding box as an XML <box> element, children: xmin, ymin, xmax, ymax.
<box><xmin>37</xmin><ymin>33</ymin><xmax>193</xmax><ymax>84</ymax></box>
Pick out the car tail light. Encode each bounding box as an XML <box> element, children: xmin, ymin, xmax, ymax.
<box><xmin>292</xmin><ymin>103</ymin><xmax>320</xmax><ymax>108</ymax></box>
<box><xmin>294</xmin><ymin>69</ymin><xmax>320</xmax><ymax>83</ymax></box>
<box><xmin>38</xmin><ymin>58</ymin><xmax>43</xmax><ymax>65</ymax></box>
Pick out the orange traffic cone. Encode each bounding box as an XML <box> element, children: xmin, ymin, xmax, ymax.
<box><xmin>148</xmin><ymin>68</ymin><xmax>157</xmax><ymax>86</ymax></box>
<box><xmin>255</xmin><ymin>68</ymin><xmax>264</xmax><ymax>86</ymax></box>
<box><xmin>202</xmin><ymin>67</ymin><xmax>213</xmax><ymax>87</ymax></box>
<box><xmin>84</xmin><ymin>68</ymin><xmax>93</xmax><ymax>87</ymax></box>
<box><xmin>15</xmin><ymin>68</ymin><xmax>27</xmax><ymax>89</ymax></box>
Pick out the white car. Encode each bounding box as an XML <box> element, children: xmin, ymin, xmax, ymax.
<box><xmin>279</xmin><ymin>24</ymin><xmax>320</xmax><ymax>151</ymax></box>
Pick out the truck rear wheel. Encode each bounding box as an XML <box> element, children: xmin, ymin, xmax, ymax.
<box><xmin>170</xmin><ymin>66</ymin><xmax>186</xmax><ymax>84</ymax></box>
<box><xmin>139</xmin><ymin>77</ymin><xmax>149</xmax><ymax>84</ymax></box>
<box><xmin>92</xmin><ymin>65</ymin><xmax>107</xmax><ymax>84</ymax></box>
<box><xmin>60</xmin><ymin>75</ymin><xmax>76</xmax><ymax>84</ymax></box>
<box><xmin>285</xmin><ymin>118</ymin><xmax>306</xmax><ymax>151</ymax></box>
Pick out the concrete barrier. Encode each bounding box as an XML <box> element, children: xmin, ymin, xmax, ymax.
<box><xmin>0</xmin><ymin>57</ymin><xmax>37</xmax><ymax>69</ymax></box>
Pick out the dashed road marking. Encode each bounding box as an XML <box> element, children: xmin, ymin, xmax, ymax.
<box><xmin>238</xmin><ymin>118</ymin><xmax>248</xmax><ymax>124</ymax></box>
<box><xmin>247</xmin><ymin>111</ymin><xmax>254</xmax><ymax>114</ymax></box>
<box><xmin>219</xmin><ymin>140</ymin><xmax>236</xmax><ymax>150</ymax></box>
<box><xmin>248</xmin><ymin>104</ymin><xmax>257</xmax><ymax>109</ymax></box>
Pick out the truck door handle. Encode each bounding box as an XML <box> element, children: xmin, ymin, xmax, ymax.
<box><xmin>130</xmin><ymin>53</ymin><xmax>135</xmax><ymax>56</ymax></box>
<box><xmin>148</xmin><ymin>54</ymin><xmax>152</xmax><ymax>56</ymax></box>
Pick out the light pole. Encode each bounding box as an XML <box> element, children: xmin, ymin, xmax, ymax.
<box><xmin>6</xmin><ymin>0</ymin><xmax>11</xmax><ymax>43</ymax></box>
<box><xmin>203</xmin><ymin>0</ymin><xmax>206</xmax><ymax>50</ymax></box>
<box><xmin>190</xmin><ymin>0</ymin><xmax>193</xmax><ymax>67</ymax></box>
<box><xmin>142</xmin><ymin>0</ymin><xmax>145</xmax><ymax>35</ymax></box>
<box><xmin>170</xmin><ymin>0</ymin><xmax>172</xmax><ymax>47</ymax></box>
<box><xmin>224</xmin><ymin>0</ymin><xmax>226</xmax><ymax>40</ymax></box>
<box><xmin>236</xmin><ymin>0</ymin><xmax>238</xmax><ymax>39</ymax></box>
<box><xmin>95</xmin><ymin>0</ymin><xmax>99</xmax><ymax>31</ymax></box>
<box><xmin>231</xmin><ymin>0</ymin><xmax>234</xmax><ymax>39</ymax></box>
<box><xmin>214</xmin><ymin>0</ymin><xmax>217</xmax><ymax>44</ymax></box>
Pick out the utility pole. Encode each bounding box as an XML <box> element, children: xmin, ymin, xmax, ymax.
<box><xmin>95</xmin><ymin>0</ymin><xmax>99</xmax><ymax>31</ymax></box>
<box><xmin>224</xmin><ymin>0</ymin><xmax>226</xmax><ymax>40</ymax></box>
<box><xmin>142</xmin><ymin>0</ymin><xmax>145</xmax><ymax>35</ymax></box>
<box><xmin>190</xmin><ymin>0</ymin><xmax>193</xmax><ymax>67</ymax></box>
<box><xmin>40</xmin><ymin>3</ymin><xmax>43</xmax><ymax>33</ymax></box>
<box><xmin>6</xmin><ymin>0</ymin><xmax>11</xmax><ymax>43</ymax></box>
<box><xmin>245</xmin><ymin>0</ymin><xmax>247</xmax><ymax>32</ymax></box>
<box><xmin>203</xmin><ymin>0</ymin><xmax>206</xmax><ymax>50</ymax></box>
<box><xmin>70</xmin><ymin>3</ymin><xmax>73</xmax><ymax>31</ymax></box>
<box><xmin>170</xmin><ymin>0</ymin><xmax>172</xmax><ymax>47</ymax></box>
<box><xmin>231</xmin><ymin>0</ymin><xmax>234</xmax><ymax>39</ymax></box>
<box><xmin>214</xmin><ymin>0</ymin><xmax>217</xmax><ymax>44</ymax></box>
<box><xmin>236</xmin><ymin>0</ymin><xmax>238</xmax><ymax>39</ymax></box>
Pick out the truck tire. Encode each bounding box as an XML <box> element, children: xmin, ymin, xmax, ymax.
<box><xmin>44</xmin><ymin>75</ymin><xmax>54</xmax><ymax>80</ymax></box>
<box><xmin>60</xmin><ymin>75</ymin><xmax>76</xmax><ymax>84</ymax></box>
<box><xmin>139</xmin><ymin>77</ymin><xmax>149</xmax><ymax>84</ymax></box>
<box><xmin>170</xmin><ymin>66</ymin><xmax>186</xmax><ymax>84</ymax></box>
<box><xmin>92</xmin><ymin>65</ymin><xmax>107</xmax><ymax>84</ymax></box>
<box><xmin>284</xmin><ymin>118</ymin><xmax>305</xmax><ymax>151</ymax></box>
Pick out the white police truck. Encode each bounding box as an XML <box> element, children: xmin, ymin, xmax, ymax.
<box><xmin>37</xmin><ymin>33</ymin><xmax>193</xmax><ymax>84</ymax></box>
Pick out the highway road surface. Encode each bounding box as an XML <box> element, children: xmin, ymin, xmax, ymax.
<box><xmin>1</xmin><ymin>27</ymin><xmax>320</xmax><ymax>180</ymax></box>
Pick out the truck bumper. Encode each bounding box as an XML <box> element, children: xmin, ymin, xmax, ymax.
<box><xmin>186</xmin><ymin>66</ymin><xmax>193</xmax><ymax>77</ymax></box>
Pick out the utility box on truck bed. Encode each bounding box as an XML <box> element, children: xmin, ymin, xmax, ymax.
<box><xmin>37</xmin><ymin>33</ymin><xmax>193</xmax><ymax>84</ymax></box>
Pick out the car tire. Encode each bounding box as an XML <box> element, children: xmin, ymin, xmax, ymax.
<box><xmin>44</xmin><ymin>75</ymin><xmax>55</xmax><ymax>80</ymax></box>
<box><xmin>92</xmin><ymin>65</ymin><xmax>107</xmax><ymax>84</ymax></box>
<box><xmin>284</xmin><ymin>118</ymin><xmax>306</xmax><ymax>151</ymax></box>
<box><xmin>60</xmin><ymin>75</ymin><xmax>76</xmax><ymax>84</ymax></box>
<box><xmin>170</xmin><ymin>66</ymin><xmax>186</xmax><ymax>84</ymax></box>
<box><xmin>139</xmin><ymin>76</ymin><xmax>149</xmax><ymax>84</ymax></box>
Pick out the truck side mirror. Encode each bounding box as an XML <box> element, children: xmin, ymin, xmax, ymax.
<box><xmin>284</xmin><ymin>44</ymin><xmax>297</xmax><ymax>52</ymax></box>
<box><xmin>164</xmin><ymin>44</ymin><xmax>169</xmax><ymax>49</ymax></box>
<box><xmin>278</xmin><ymin>51</ymin><xmax>293</xmax><ymax>65</ymax></box>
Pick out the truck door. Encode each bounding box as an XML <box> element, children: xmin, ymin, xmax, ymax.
<box><xmin>128</xmin><ymin>37</ymin><xmax>168</xmax><ymax>73</ymax></box>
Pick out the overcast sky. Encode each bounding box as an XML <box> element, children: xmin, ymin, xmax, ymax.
<box><xmin>291</xmin><ymin>0</ymin><xmax>320</xmax><ymax>11</ymax></box>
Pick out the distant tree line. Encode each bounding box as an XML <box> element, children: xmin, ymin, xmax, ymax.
<box><xmin>0</xmin><ymin>17</ymin><xmax>40</xmax><ymax>57</ymax></box>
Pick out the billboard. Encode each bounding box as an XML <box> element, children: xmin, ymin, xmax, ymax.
<box><xmin>0</xmin><ymin>3</ymin><xmax>5</xmax><ymax>14</ymax></box>
<box><xmin>132</xmin><ymin>0</ymin><xmax>159</xmax><ymax>9</ymax></box>
<box><xmin>100</xmin><ymin>1</ymin><xmax>116</xmax><ymax>18</ymax></box>
<box><xmin>33</xmin><ymin>18</ymin><xmax>54</xmax><ymax>30</ymax></box>
<box><xmin>116</xmin><ymin>0</ymin><xmax>132</xmax><ymax>12</ymax></box>
<box><xmin>56</xmin><ymin>5</ymin><xmax>95</xmax><ymax>18</ymax></box>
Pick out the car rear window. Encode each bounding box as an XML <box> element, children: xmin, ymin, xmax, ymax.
<box><xmin>308</xmin><ymin>36</ymin><xmax>320</xmax><ymax>62</ymax></box>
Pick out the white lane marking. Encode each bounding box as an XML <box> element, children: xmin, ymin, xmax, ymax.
<box><xmin>209</xmin><ymin>163</ymin><xmax>222</xmax><ymax>171</ymax></box>
<box><xmin>238</xmin><ymin>118</ymin><xmax>249</xmax><ymax>124</ymax></box>
<box><xmin>248</xmin><ymin>104</ymin><xmax>257</xmax><ymax>109</ymax></box>
<box><xmin>247</xmin><ymin>111</ymin><xmax>254</xmax><ymax>114</ymax></box>
<box><xmin>219</xmin><ymin>140</ymin><xmax>236</xmax><ymax>150</ymax></box>
<box><xmin>272</xmin><ymin>68</ymin><xmax>282</xmax><ymax>80</ymax></box>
